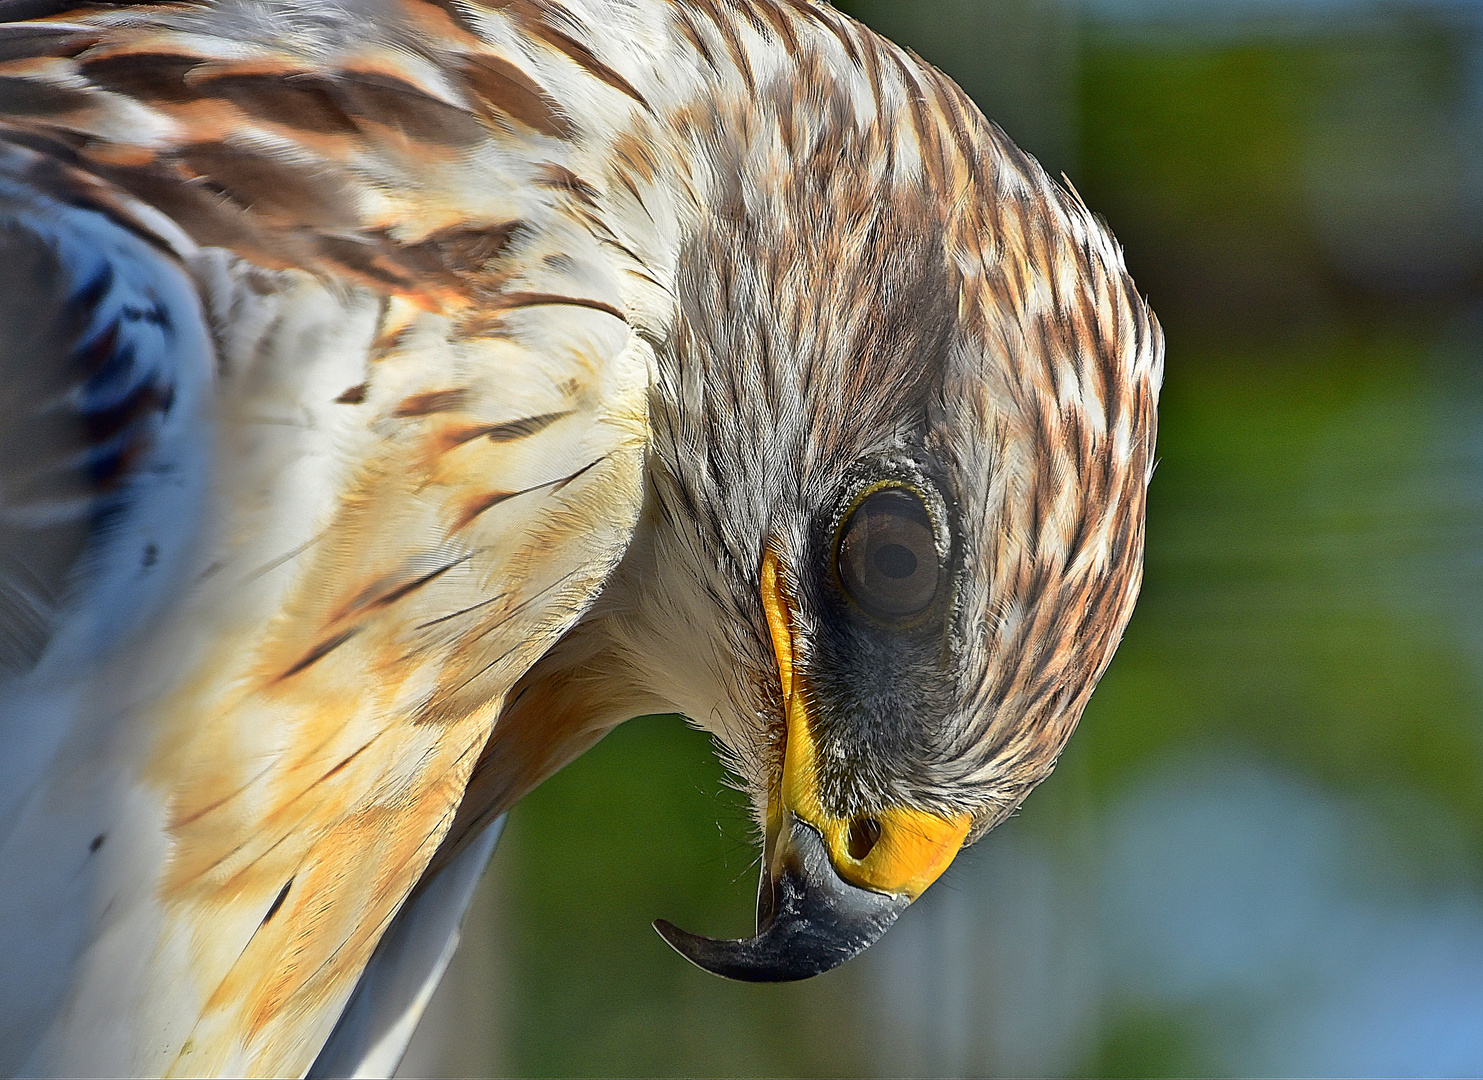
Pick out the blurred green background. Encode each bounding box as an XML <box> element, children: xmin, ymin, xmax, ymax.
<box><xmin>402</xmin><ymin>1</ymin><xmax>1483</xmax><ymax>1075</ymax></box>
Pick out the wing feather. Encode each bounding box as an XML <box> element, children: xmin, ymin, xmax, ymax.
<box><xmin>306</xmin><ymin>816</ymin><xmax>506</xmax><ymax>1080</ymax></box>
<box><xmin>0</xmin><ymin>1</ymin><xmax>658</xmax><ymax>1074</ymax></box>
<box><xmin>0</xmin><ymin>136</ymin><xmax>214</xmax><ymax>1076</ymax></box>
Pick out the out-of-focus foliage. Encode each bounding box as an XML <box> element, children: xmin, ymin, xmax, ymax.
<box><xmin>401</xmin><ymin>3</ymin><xmax>1483</xmax><ymax>1076</ymax></box>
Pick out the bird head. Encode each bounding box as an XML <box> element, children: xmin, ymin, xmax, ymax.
<box><xmin>606</xmin><ymin>60</ymin><xmax>1164</xmax><ymax>980</ymax></box>
<box><xmin>448</xmin><ymin>10</ymin><xmax>1162</xmax><ymax>984</ymax></box>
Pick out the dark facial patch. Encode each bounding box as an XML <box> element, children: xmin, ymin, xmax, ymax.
<box><xmin>790</xmin><ymin>459</ymin><xmax>963</xmax><ymax>818</ymax></box>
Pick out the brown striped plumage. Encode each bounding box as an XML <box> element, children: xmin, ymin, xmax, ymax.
<box><xmin>0</xmin><ymin>0</ymin><xmax>1161</xmax><ymax>1074</ymax></box>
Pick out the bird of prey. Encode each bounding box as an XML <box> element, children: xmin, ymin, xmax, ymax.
<box><xmin>0</xmin><ymin>0</ymin><xmax>1162</xmax><ymax>1075</ymax></box>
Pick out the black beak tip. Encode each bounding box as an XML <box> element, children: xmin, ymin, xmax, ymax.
<box><xmin>651</xmin><ymin>916</ymin><xmax>834</xmax><ymax>983</ymax></box>
<box><xmin>650</xmin><ymin>918</ymin><xmax>793</xmax><ymax>983</ymax></box>
<box><xmin>651</xmin><ymin>917</ymin><xmax>688</xmax><ymax>946</ymax></box>
<box><xmin>652</xmin><ymin>820</ymin><xmax>910</xmax><ymax>983</ymax></box>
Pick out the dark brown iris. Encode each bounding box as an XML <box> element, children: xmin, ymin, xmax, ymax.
<box><xmin>836</xmin><ymin>487</ymin><xmax>940</xmax><ymax>621</ymax></box>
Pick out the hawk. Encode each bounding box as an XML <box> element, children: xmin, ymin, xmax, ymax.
<box><xmin>0</xmin><ymin>0</ymin><xmax>1162</xmax><ymax>1075</ymax></box>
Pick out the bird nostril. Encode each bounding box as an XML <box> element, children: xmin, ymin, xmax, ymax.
<box><xmin>847</xmin><ymin>817</ymin><xmax>882</xmax><ymax>860</ymax></box>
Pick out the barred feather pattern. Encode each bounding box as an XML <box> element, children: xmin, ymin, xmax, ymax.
<box><xmin>0</xmin><ymin>0</ymin><xmax>1161</xmax><ymax>1074</ymax></box>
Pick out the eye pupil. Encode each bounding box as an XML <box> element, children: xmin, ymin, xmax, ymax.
<box><xmin>874</xmin><ymin>543</ymin><xmax>917</xmax><ymax>580</ymax></box>
<box><xmin>837</xmin><ymin>487</ymin><xmax>941</xmax><ymax>621</ymax></box>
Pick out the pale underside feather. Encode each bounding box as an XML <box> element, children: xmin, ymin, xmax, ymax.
<box><xmin>0</xmin><ymin>0</ymin><xmax>656</xmax><ymax>1067</ymax></box>
<box><xmin>306</xmin><ymin>816</ymin><xmax>506</xmax><ymax>1080</ymax></box>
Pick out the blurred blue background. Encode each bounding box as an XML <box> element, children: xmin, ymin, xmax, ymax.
<box><xmin>401</xmin><ymin>1</ymin><xmax>1483</xmax><ymax>1075</ymax></box>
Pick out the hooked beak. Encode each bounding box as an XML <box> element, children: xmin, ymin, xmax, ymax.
<box><xmin>655</xmin><ymin>812</ymin><xmax>909</xmax><ymax>982</ymax></box>
<box><xmin>654</xmin><ymin>548</ymin><xmax>971</xmax><ymax>982</ymax></box>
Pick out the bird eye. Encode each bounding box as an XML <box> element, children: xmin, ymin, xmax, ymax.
<box><xmin>836</xmin><ymin>487</ymin><xmax>941</xmax><ymax>621</ymax></box>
